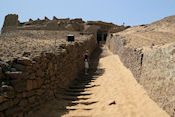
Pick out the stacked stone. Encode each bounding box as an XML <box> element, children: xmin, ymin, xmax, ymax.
<box><xmin>0</xmin><ymin>35</ymin><xmax>96</xmax><ymax>117</ymax></box>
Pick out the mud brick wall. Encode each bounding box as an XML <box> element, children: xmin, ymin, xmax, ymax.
<box><xmin>106</xmin><ymin>34</ymin><xmax>175</xmax><ymax>115</ymax></box>
<box><xmin>1</xmin><ymin>14</ymin><xmax>19</xmax><ymax>33</ymax></box>
<box><xmin>0</xmin><ymin>35</ymin><xmax>96</xmax><ymax>117</ymax></box>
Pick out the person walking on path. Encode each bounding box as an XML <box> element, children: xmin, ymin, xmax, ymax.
<box><xmin>171</xmin><ymin>108</ymin><xmax>175</xmax><ymax>117</ymax></box>
<box><xmin>84</xmin><ymin>50</ymin><xmax>89</xmax><ymax>75</ymax></box>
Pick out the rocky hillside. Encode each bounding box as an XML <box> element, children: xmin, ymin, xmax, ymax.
<box><xmin>0</xmin><ymin>30</ymin><xmax>89</xmax><ymax>62</ymax></box>
<box><xmin>115</xmin><ymin>15</ymin><xmax>175</xmax><ymax>48</ymax></box>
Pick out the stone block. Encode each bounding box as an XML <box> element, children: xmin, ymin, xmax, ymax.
<box><xmin>0</xmin><ymin>96</ymin><xmax>6</xmax><ymax>104</ymax></box>
<box><xmin>17</xmin><ymin>113</ymin><xmax>24</xmax><ymax>117</ymax></box>
<box><xmin>0</xmin><ymin>100</ymin><xmax>14</xmax><ymax>111</ymax></box>
<box><xmin>17</xmin><ymin>57</ymin><xmax>32</xmax><ymax>66</ymax></box>
<box><xmin>19</xmin><ymin>99</ymin><xmax>28</xmax><ymax>107</ymax></box>
<box><xmin>0</xmin><ymin>61</ymin><xmax>10</xmax><ymax>71</ymax></box>
<box><xmin>13</xmin><ymin>98</ymin><xmax>20</xmax><ymax>105</ymax></box>
<box><xmin>5</xmin><ymin>106</ymin><xmax>23</xmax><ymax>117</ymax></box>
<box><xmin>25</xmin><ymin>110</ymin><xmax>34</xmax><ymax>117</ymax></box>
<box><xmin>6</xmin><ymin>86</ymin><xmax>15</xmax><ymax>98</ymax></box>
<box><xmin>32</xmin><ymin>80</ymin><xmax>38</xmax><ymax>89</ymax></box>
<box><xmin>0</xmin><ymin>112</ymin><xmax>5</xmax><ymax>117</ymax></box>
<box><xmin>0</xmin><ymin>67</ymin><xmax>3</xmax><ymax>79</ymax></box>
<box><xmin>22</xmin><ymin>91</ymin><xmax>35</xmax><ymax>97</ymax></box>
<box><xmin>36</xmin><ymin>78</ymin><xmax>43</xmax><ymax>88</ymax></box>
<box><xmin>36</xmin><ymin>69</ymin><xmax>45</xmax><ymax>77</ymax></box>
<box><xmin>16</xmin><ymin>93</ymin><xmax>23</xmax><ymax>98</ymax></box>
<box><xmin>32</xmin><ymin>55</ymin><xmax>41</xmax><ymax>62</ymax></box>
<box><xmin>12</xmin><ymin>63</ymin><xmax>25</xmax><ymax>71</ymax></box>
<box><xmin>36</xmin><ymin>89</ymin><xmax>43</xmax><ymax>95</ymax></box>
<box><xmin>51</xmin><ymin>76</ymin><xmax>56</xmax><ymax>81</ymax></box>
<box><xmin>26</xmin><ymin>73</ymin><xmax>36</xmax><ymax>80</ymax></box>
<box><xmin>26</xmin><ymin>80</ymin><xmax>33</xmax><ymax>91</ymax></box>
<box><xmin>11</xmin><ymin>80</ymin><xmax>26</xmax><ymax>92</ymax></box>
<box><xmin>5</xmin><ymin>71</ymin><xmax>22</xmax><ymax>79</ymax></box>
<box><xmin>28</xmin><ymin>96</ymin><xmax>35</xmax><ymax>104</ymax></box>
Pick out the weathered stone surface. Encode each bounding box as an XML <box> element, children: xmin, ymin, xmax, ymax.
<box><xmin>22</xmin><ymin>91</ymin><xmax>35</xmax><ymax>97</ymax></box>
<box><xmin>0</xmin><ymin>31</ymin><xmax>96</xmax><ymax>116</ymax></box>
<box><xmin>11</xmin><ymin>80</ymin><xmax>26</xmax><ymax>92</ymax></box>
<box><xmin>5</xmin><ymin>106</ymin><xmax>23</xmax><ymax>116</ymax></box>
<box><xmin>1</xmin><ymin>14</ymin><xmax>18</xmax><ymax>33</ymax></box>
<box><xmin>5</xmin><ymin>71</ymin><xmax>22</xmax><ymax>79</ymax></box>
<box><xmin>36</xmin><ymin>89</ymin><xmax>43</xmax><ymax>96</ymax></box>
<box><xmin>0</xmin><ymin>100</ymin><xmax>14</xmax><ymax>111</ymax></box>
<box><xmin>0</xmin><ymin>96</ymin><xmax>5</xmax><ymax>104</ymax></box>
<box><xmin>26</xmin><ymin>80</ymin><xmax>33</xmax><ymax>91</ymax></box>
<box><xmin>0</xmin><ymin>67</ymin><xmax>3</xmax><ymax>80</ymax></box>
<box><xmin>19</xmin><ymin>99</ymin><xmax>28</xmax><ymax>106</ymax></box>
<box><xmin>0</xmin><ymin>112</ymin><xmax>5</xmax><ymax>117</ymax></box>
<box><xmin>17</xmin><ymin>113</ymin><xmax>24</xmax><ymax>117</ymax></box>
<box><xmin>28</xmin><ymin>96</ymin><xmax>35</xmax><ymax>104</ymax></box>
<box><xmin>0</xmin><ymin>61</ymin><xmax>10</xmax><ymax>71</ymax></box>
<box><xmin>36</xmin><ymin>78</ymin><xmax>43</xmax><ymax>88</ymax></box>
<box><xmin>36</xmin><ymin>69</ymin><xmax>45</xmax><ymax>77</ymax></box>
<box><xmin>26</xmin><ymin>73</ymin><xmax>36</xmax><ymax>80</ymax></box>
<box><xmin>45</xmin><ymin>16</ymin><xmax>49</xmax><ymax>21</ymax></box>
<box><xmin>32</xmin><ymin>80</ymin><xmax>38</xmax><ymax>89</ymax></box>
<box><xmin>12</xmin><ymin>63</ymin><xmax>25</xmax><ymax>71</ymax></box>
<box><xmin>17</xmin><ymin>57</ymin><xmax>33</xmax><ymax>66</ymax></box>
<box><xmin>6</xmin><ymin>86</ymin><xmax>15</xmax><ymax>98</ymax></box>
<box><xmin>46</xmin><ymin>21</ymin><xmax>58</xmax><ymax>30</ymax></box>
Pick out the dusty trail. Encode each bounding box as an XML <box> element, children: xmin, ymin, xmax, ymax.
<box><xmin>34</xmin><ymin>46</ymin><xmax>169</xmax><ymax>117</ymax></box>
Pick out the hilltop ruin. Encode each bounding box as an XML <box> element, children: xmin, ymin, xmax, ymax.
<box><xmin>1</xmin><ymin>14</ymin><xmax>129</xmax><ymax>43</ymax></box>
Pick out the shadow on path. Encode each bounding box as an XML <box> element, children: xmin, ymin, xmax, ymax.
<box><xmin>32</xmin><ymin>45</ymin><xmax>107</xmax><ymax>117</ymax></box>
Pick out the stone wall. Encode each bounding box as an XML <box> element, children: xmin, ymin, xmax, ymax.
<box><xmin>0</xmin><ymin>35</ymin><xmax>97</xmax><ymax>117</ymax></box>
<box><xmin>106</xmin><ymin>34</ymin><xmax>175</xmax><ymax>115</ymax></box>
<box><xmin>106</xmin><ymin>34</ymin><xmax>143</xmax><ymax>79</ymax></box>
<box><xmin>140</xmin><ymin>43</ymin><xmax>175</xmax><ymax>114</ymax></box>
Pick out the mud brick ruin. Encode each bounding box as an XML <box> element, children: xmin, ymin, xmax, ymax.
<box><xmin>0</xmin><ymin>14</ymin><xmax>175</xmax><ymax>116</ymax></box>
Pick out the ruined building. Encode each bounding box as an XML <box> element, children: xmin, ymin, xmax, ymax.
<box><xmin>1</xmin><ymin>14</ymin><xmax>129</xmax><ymax>43</ymax></box>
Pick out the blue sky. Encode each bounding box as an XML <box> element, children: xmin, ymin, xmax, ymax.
<box><xmin>0</xmin><ymin>0</ymin><xmax>175</xmax><ymax>29</ymax></box>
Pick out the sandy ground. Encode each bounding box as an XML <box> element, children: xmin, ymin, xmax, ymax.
<box><xmin>61</xmin><ymin>46</ymin><xmax>169</xmax><ymax>117</ymax></box>
<box><xmin>33</xmin><ymin>46</ymin><xmax>169</xmax><ymax>117</ymax></box>
<box><xmin>115</xmin><ymin>15</ymin><xmax>175</xmax><ymax>48</ymax></box>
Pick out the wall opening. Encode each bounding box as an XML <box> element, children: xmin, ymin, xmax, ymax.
<box><xmin>97</xmin><ymin>30</ymin><xmax>107</xmax><ymax>44</ymax></box>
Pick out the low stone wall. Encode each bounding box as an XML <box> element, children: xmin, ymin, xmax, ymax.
<box><xmin>0</xmin><ymin>35</ymin><xmax>96</xmax><ymax>117</ymax></box>
<box><xmin>106</xmin><ymin>34</ymin><xmax>175</xmax><ymax>115</ymax></box>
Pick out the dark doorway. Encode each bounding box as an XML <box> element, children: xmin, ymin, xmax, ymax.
<box><xmin>97</xmin><ymin>32</ymin><xmax>102</xmax><ymax>44</ymax></box>
<box><xmin>104</xmin><ymin>33</ymin><xmax>107</xmax><ymax>41</ymax></box>
<box><xmin>97</xmin><ymin>31</ymin><xmax>108</xmax><ymax>44</ymax></box>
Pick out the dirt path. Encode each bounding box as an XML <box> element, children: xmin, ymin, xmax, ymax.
<box><xmin>33</xmin><ymin>46</ymin><xmax>169</xmax><ymax>117</ymax></box>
